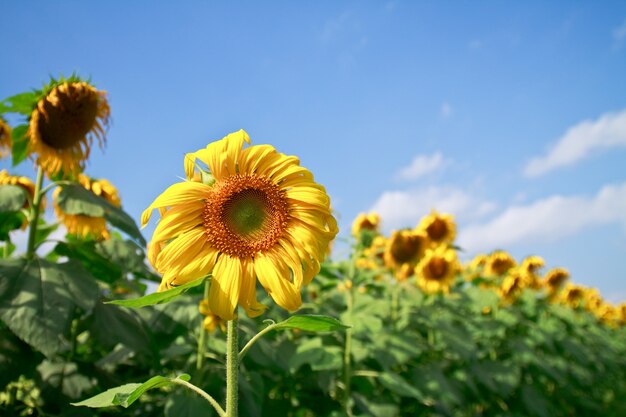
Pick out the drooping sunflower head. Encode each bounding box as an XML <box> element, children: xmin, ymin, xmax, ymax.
<box><xmin>143</xmin><ymin>130</ymin><xmax>338</xmax><ymax>320</ymax></box>
<box><xmin>558</xmin><ymin>283</ymin><xmax>586</xmax><ymax>309</ymax></box>
<box><xmin>0</xmin><ymin>117</ymin><xmax>11</xmax><ymax>159</ymax></box>
<box><xmin>28</xmin><ymin>78</ymin><xmax>110</xmax><ymax>177</ymax></box>
<box><xmin>415</xmin><ymin>246</ymin><xmax>460</xmax><ymax>294</ymax></box>
<box><xmin>484</xmin><ymin>251</ymin><xmax>517</xmax><ymax>277</ymax></box>
<box><xmin>383</xmin><ymin>229</ymin><xmax>428</xmax><ymax>271</ymax></box>
<box><xmin>542</xmin><ymin>267</ymin><xmax>569</xmax><ymax>294</ymax></box>
<box><xmin>351</xmin><ymin>212</ymin><xmax>381</xmax><ymax>236</ymax></box>
<box><xmin>53</xmin><ymin>174</ymin><xmax>121</xmax><ymax>240</ymax></box>
<box><xmin>416</xmin><ymin>210</ymin><xmax>456</xmax><ymax>246</ymax></box>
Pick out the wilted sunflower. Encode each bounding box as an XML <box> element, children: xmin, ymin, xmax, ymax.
<box><xmin>53</xmin><ymin>174</ymin><xmax>120</xmax><ymax>239</ymax></box>
<box><xmin>383</xmin><ymin>230</ymin><xmax>428</xmax><ymax>279</ymax></box>
<box><xmin>484</xmin><ymin>251</ymin><xmax>517</xmax><ymax>277</ymax></box>
<box><xmin>0</xmin><ymin>117</ymin><xmax>11</xmax><ymax>159</ymax></box>
<box><xmin>351</xmin><ymin>212</ymin><xmax>380</xmax><ymax>236</ymax></box>
<box><xmin>28</xmin><ymin>80</ymin><xmax>110</xmax><ymax>176</ymax></box>
<box><xmin>415</xmin><ymin>246</ymin><xmax>460</xmax><ymax>294</ymax></box>
<box><xmin>416</xmin><ymin>210</ymin><xmax>456</xmax><ymax>246</ymax></box>
<box><xmin>143</xmin><ymin>130</ymin><xmax>337</xmax><ymax>320</ymax></box>
<box><xmin>542</xmin><ymin>267</ymin><xmax>569</xmax><ymax>296</ymax></box>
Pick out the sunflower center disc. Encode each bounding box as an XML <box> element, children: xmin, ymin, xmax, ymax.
<box><xmin>203</xmin><ymin>174</ymin><xmax>289</xmax><ymax>258</ymax></box>
<box><xmin>428</xmin><ymin>257</ymin><xmax>448</xmax><ymax>280</ymax></box>
<box><xmin>38</xmin><ymin>85</ymin><xmax>100</xmax><ymax>149</ymax></box>
<box><xmin>426</xmin><ymin>218</ymin><xmax>447</xmax><ymax>241</ymax></box>
<box><xmin>391</xmin><ymin>235</ymin><xmax>421</xmax><ymax>264</ymax></box>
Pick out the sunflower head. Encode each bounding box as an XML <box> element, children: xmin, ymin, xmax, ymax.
<box><xmin>416</xmin><ymin>211</ymin><xmax>456</xmax><ymax>246</ymax></box>
<box><xmin>498</xmin><ymin>272</ymin><xmax>524</xmax><ymax>303</ymax></box>
<box><xmin>28</xmin><ymin>78</ymin><xmax>110</xmax><ymax>177</ymax></box>
<box><xmin>53</xmin><ymin>174</ymin><xmax>121</xmax><ymax>240</ymax></box>
<box><xmin>583</xmin><ymin>288</ymin><xmax>603</xmax><ymax>313</ymax></box>
<box><xmin>351</xmin><ymin>212</ymin><xmax>380</xmax><ymax>236</ymax></box>
<box><xmin>558</xmin><ymin>283</ymin><xmax>586</xmax><ymax>309</ymax></box>
<box><xmin>518</xmin><ymin>255</ymin><xmax>544</xmax><ymax>289</ymax></box>
<box><xmin>415</xmin><ymin>246</ymin><xmax>460</xmax><ymax>294</ymax></box>
<box><xmin>484</xmin><ymin>251</ymin><xmax>517</xmax><ymax>277</ymax></box>
<box><xmin>0</xmin><ymin>117</ymin><xmax>11</xmax><ymax>159</ymax></box>
<box><xmin>383</xmin><ymin>230</ymin><xmax>428</xmax><ymax>271</ymax></box>
<box><xmin>199</xmin><ymin>300</ymin><xmax>225</xmax><ymax>333</ymax></box>
<box><xmin>143</xmin><ymin>130</ymin><xmax>337</xmax><ymax>320</ymax></box>
<box><xmin>542</xmin><ymin>267</ymin><xmax>569</xmax><ymax>294</ymax></box>
<box><xmin>0</xmin><ymin>170</ymin><xmax>45</xmax><ymax>230</ymax></box>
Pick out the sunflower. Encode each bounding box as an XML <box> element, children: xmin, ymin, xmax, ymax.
<box><xmin>498</xmin><ymin>272</ymin><xmax>524</xmax><ymax>303</ymax></box>
<box><xmin>583</xmin><ymin>288</ymin><xmax>603</xmax><ymax>314</ymax></box>
<box><xmin>28</xmin><ymin>80</ymin><xmax>110</xmax><ymax>177</ymax></box>
<box><xmin>0</xmin><ymin>170</ymin><xmax>45</xmax><ymax>228</ymax></box>
<box><xmin>518</xmin><ymin>255</ymin><xmax>544</xmax><ymax>289</ymax></box>
<box><xmin>383</xmin><ymin>230</ymin><xmax>428</xmax><ymax>279</ymax></box>
<box><xmin>0</xmin><ymin>117</ymin><xmax>11</xmax><ymax>159</ymax></box>
<box><xmin>484</xmin><ymin>251</ymin><xmax>517</xmax><ymax>277</ymax></box>
<box><xmin>351</xmin><ymin>212</ymin><xmax>380</xmax><ymax>236</ymax></box>
<box><xmin>143</xmin><ymin>130</ymin><xmax>337</xmax><ymax>320</ymax></box>
<box><xmin>558</xmin><ymin>283</ymin><xmax>586</xmax><ymax>309</ymax></box>
<box><xmin>542</xmin><ymin>268</ymin><xmax>569</xmax><ymax>296</ymax></box>
<box><xmin>416</xmin><ymin>210</ymin><xmax>456</xmax><ymax>246</ymax></box>
<box><xmin>53</xmin><ymin>174</ymin><xmax>120</xmax><ymax>240</ymax></box>
<box><xmin>415</xmin><ymin>246</ymin><xmax>459</xmax><ymax>294</ymax></box>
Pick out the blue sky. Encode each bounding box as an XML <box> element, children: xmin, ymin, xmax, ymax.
<box><xmin>2</xmin><ymin>1</ymin><xmax>626</xmax><ymax>300</ymax></box>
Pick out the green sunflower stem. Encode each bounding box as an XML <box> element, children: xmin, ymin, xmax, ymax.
<box><xmin>196</xmin><ymin>280</ymin><xmax>211</xmax><ymax>370</ymax></box>
<box><xmin>26</xmin><ymin>166</ymin><xmax>45</xmax><ymax>259</ymax></box>
<box><xmin>225</xmin><ymin>316</ymin><xmax>239</xmax><ymax>417</ymax></box>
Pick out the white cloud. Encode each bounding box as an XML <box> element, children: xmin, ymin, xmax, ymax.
<box><xmin>524</xmin><ymin>109</ymin><xmax>626</xmax><ymax>177</ymax></box>
<box><xmin>440</xmin><ymin>102</ymin><xmax>453</xmax><ymax>118</ymax></box>
<box><xmin>458</xmin><ymin>181</ymin><xmax>626</xmax><ymax>252</ymax></box>
<box><xmin>396</xmin><ymin>152</ymin><xmax>446</xmax><ymax>181</ymax></box>
<box><xmin>370</xmin><ymin>186</ymin><xmax>496</xmax><ymax>232</ymax></box>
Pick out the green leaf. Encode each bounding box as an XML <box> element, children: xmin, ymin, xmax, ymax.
<box><xmin>273</xmin><ymin>314</ymin><xmax>349</xmax><ymax>332</ymax></box>
<box><xmin>106</xmin><ymin>276</ymin><xmax>206</xmax><ymax>308</ymax></box>
<box><xmin>0</xmin><ymin>257</ymin><xmax>99</xmax><ymax>356</ymax></box>
<box><xmin>0</xmin><ymin>185</ymin><xmax>26</xmax><ymax>212</ymax></box>
<box><xmin>56</xmin><ymin>184</ymin><xmax>146</xmax><ymax>245</ymax></box>
<box><xmin>379</xmin><ymin>372</ymin><xmax>424</xmax><ymax>400</ymax></box>
<box><xmin>11</xmin><ymin>124</ymin><xmax>29</xmax><ymax>167</ymax></box>
<box><xmin>53</xmin><ymin>240</ymin><xmax>122</xmax><ymax>283</ymax></box>
<box><xmin>289</xmin><ymin>338</ymin><xmax>343</xmax><ymax>372</ymax></box>
<box><xmin>89</xmin><ymin>303</ymin><xmax>153</xmax><ymax>356</ymax></box>
<box><xmin>0</xmin><ymin>212</ymin><xmax>25</xmax><ymax>240</ymax></box>
<box><xmin>72</xmin><ymin>374</ymin><xmax>191</xmax><ymax>408</ymax></box>
<box><xmin>0</xmin><ymin>92</ymin><xmax>38</xmax><ymax>115</ymax></box>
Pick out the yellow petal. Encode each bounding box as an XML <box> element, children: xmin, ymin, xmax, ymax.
<box><xmin>175</xmin><ymin>245</ymin><xmax>219</xmax><ymax>284</ymax></box>
<box><xmin>141</xmin><ymin>181</ymin><xmax>209</xmax><ymax>228</ymax></box>
<box><xmin>238</xmin><ymin>144</ymin><xmax>276</xmax><ymax>174</ymax></box>
<box><xmin>238</xmin><ymin>259</ymin><xmax>267</xmax><ymax>318</ymax></box>
<box><xmin>209</xmin><ymin>255</ymin><xmax>243</xmax><ymax>320</ymax></box>
<box><xmin>254</xmin><ymin>252</ymin><xmax>302</xmax><ymax>311</ymax></box>
<box><xmin>152</xmin><ymin>201</ymin><xmax>204</xmax><ymax>243</ymax></box>
<box><xmin>156</xmin><ymin>227</ymin><xmax>207</xmax><ymax>273</ymax></box>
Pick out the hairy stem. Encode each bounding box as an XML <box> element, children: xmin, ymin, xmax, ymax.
<box><xmin>226</xmin><ymin>316</ymin><xmax>239</xmax><ymax>417</ymax></box>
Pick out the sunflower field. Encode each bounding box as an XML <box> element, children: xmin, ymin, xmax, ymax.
<box><xmin>1</xmin><ymin>77</ymin><xmax>626</xmax><ymax>417</ymax></box>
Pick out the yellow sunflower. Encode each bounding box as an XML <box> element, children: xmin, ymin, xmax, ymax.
<box><xmin>28</xmin><ymin>81</ymin><xmax>110</xmax><ymax>177</ymax></box>
<box><xmin>558</xmin><ymin>283</ymin><xmax>586</xmax><ymax>309</ymax></box>
<box><xmin>53</xmin><ymin>174</ymin><xmax>121</xmax><ymax>240</ymax></box>
<box><xmin>415</xmin><ymin>246</ymin><xmax>460</xmax><ymax>294</ymax></box>
<box><xmin>142</xmin><ymin>130</ymin><xmax>337</xmax><ymax>320</ymax></box>
<box><xmin>416</xmin><ymin>210</ymin><xmax>456</xmax><ymax>246</ymax></box>
<box><xmin>199</xmin><ymin>300</ymin><xmax>225</xmax><ymax>333</ymax></box>
<box><xmin>518</xmin><ymin>255</ymin><xmax>544</xmax><ymax>289</ymax></box>
<box><xmin>484</xmin><ymin>251</ymin><xmax>517</xmax><ymax>277</ymax></box>
<box><xmin>498</xmin><ymin>272</ymin><xmax>524</xmax><ymax>304</ymax></box>
<box><xmin>542</xmin><ymin>267</ymin><xmax>569</xmax><ymax>296</ymax></box>
<box><xmin>0</xmin><ymin>117</ymin><xmax>11</xmax><ymax>159</ymax></box>
<box><xmin>351</xmin><ymin>212</ymin><xmax>380</xmax><ymax>236</ymax></box>
<box><xmin>0</xmin><ymin>170</ymin><xmax>46</xmax><ymax>228</ymax></box>
<box><xmin>383</xmin><ymin>230</ymin><xmax>428</xmax><ymax>280</ymax></box>
<box><xmin>583</xmin><ymin>288</ymin><xmax>603</xmax><ymax>314</ymax></box>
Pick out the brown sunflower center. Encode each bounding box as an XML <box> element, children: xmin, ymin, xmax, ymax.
<box><xmin>427</xmin><ymin>257</ymin><xmax>448</xmax><ymax>280</ymax></box>
<box><xmin>491</xmin><ymin>259</ymin><xmax>513</xmax><ymax>275</ymax></box>
<box><xmin>426</xmin><ymin>218</ymin><xmax>448</xmax><ymax>241</ymax></box>
<box><xmin>37</xmin><ymin>84</ymin><xmax>100</xmax><ymax>150</ymax></box>
<box><xmin>203</xmin><ymin>174</ymin><xmax>289</xmax><ymax>258</ymax></box>
<box><xmin>390</xmin><ymin>235</ymin><xmax>422</xmax><ymax>264</ymax></box>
